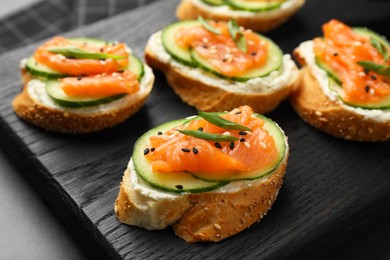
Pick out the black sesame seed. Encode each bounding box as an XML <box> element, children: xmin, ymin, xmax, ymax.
<box><xmin>239</xmin><ymin>131</ymin><xmax>247</xmax><ymax>135</ymax></box>
<box><xmin>371</xmin><ymin>75</ymin><xmax>377</xmax><ymax>80</ymax></box>
<box><xmin>234</xmin><ymin>111</ymin><xmax>242</xmax><ymax>115</ymax></box>
<box><xmin>251</xmin><ymin>52</ymin><xmax>257</xmax><ymax>56</ymax></box>
<box><xmin>175</xmin><ymin>185</ymin><xmax>183</xmax><ymax>190</ymax></box>
<box><xmin>192</xmin><ymin>147</ymin><xmax>199</xmax><ymax>154</ymax></box>
<box><xmin>151</xmin><ymin>147</ymin><xmax>155</xmax><ymax>152</ymax></box>
<box><xmin>202</xmin><ymin>44</ymin><xmax>208</xmax><ymax>49</ymax></box>
<box><xmin>365</xmin><ymin>85</ymin><xmax>370</xmax><ymax>93</ymax></box>
<box><xmin>240</xmin><ymin>138</ymin><xmax>245</xmax><ymax>142</ymax></box>
<box><xmin>229</xmin><ymin>141</ymin><xmax>235</xmax><ymax>149</ymax></box>
<box><xmin>198</xmin><ymin>127</ymin><xmax>204</xmax><ymax>131</ymax></box>
<box><xmin>100</xmin><ymin>48</ymin><xmax>104</xmax><ymax>53</ymax></box>
<box><xmin>333</xmin><ymin>52</ymin><xmax>339</xmax><ymax>57</ymax></box>
<box><xmin>181</xmin><ymin>148</ymin><xmax>191</xmax><ymax>153</ymax></box>
<box><xmin>118</xmin><ymin>70</ymin><xmax>124</xmax><ymax>73</ymax></box>
<box><xmin>77</xmin><ymin>76</ymin><xmax>82</xmax><ymax>81</ymax></box>
<box><xmin>215</xmin><ymin>142</ymin><xmax>222</xmax><ymax>149</ymax></box>
<box><xmin>144</xmin><ymin>148</ymin><xmax>150</xmax><ymax>155</ymax></box>
<box><xmin>222</xmin><ymin>58</ymin><xmax>227</xmax><ymax>62</ymax></box>
<box><xmin>364</xmin><ymin>68</ymin><xmax>370</xmax><ymax>74</ymax></box>
<box><xmin>157</xmin><ymin>131</ymin><xmax>163</xmax><ymax>135</ymax></box>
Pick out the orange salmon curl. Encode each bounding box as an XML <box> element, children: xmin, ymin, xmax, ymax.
<box><xmin>34</xmin><ymin>36</ymin><xmax>129</xmax><ymax>76</ymax></box>
<box><xmin>175</xmin><ymin>22</ymin><xmax>269</xmax><ymax>77</ymax></box>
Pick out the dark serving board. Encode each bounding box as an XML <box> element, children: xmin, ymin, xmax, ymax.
<box><xmin>0</xmin><ymin>0</ymin><xmax>389</xmax><ymax>259</ymax></box>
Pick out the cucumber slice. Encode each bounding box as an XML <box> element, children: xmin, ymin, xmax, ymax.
<box><xmin>25</xmin><ymin>57</ymin><xmax>69</xmax><ymax>79</ymax></box>
<box><xmin>315</xmin><ymin>56</ymin><xmax>342</xmax><ymax>85</ymax></box>
<box><xmin>127</xmin><ymin>55</ymin><xmax>145</xmax><ymax>81</ymax></box>
<box><xmin>45</xmin><ymin>80</ymin><xmax>126</xmax><ymax>108</ymax></box>
<box><xmin>225</xmin><ymin>0</ymin><xmax>284</xmax><ymax>12</ymax></box>
<box><xmin>190</xmin><ymin>114</ymin><xmax>287</xmax><ymax>181</ymax></box>
<box><xmin>201</xmin><ymin>0</ymin><xmax>226</xmax><ymax>6</ymax></box>
<box><xmin>132</xmin><ymin>114</ymin><xmax>287</xmax><ymax>193</ymax></box>
<box><xmin>328</xmin><ymin>78</ymin><xmax>390</xmax><ymax>110</ymax></box>
<box><xmin>133</xmin><ymin>119</ymin><xmax>229</xmax><ymax>194</ymax></box>
<box><xmin>162</xmin><ymin>20</ymin><xmax>200</xmax><ymax>67</ymax></box>
<box><xmin>190</xmin><ymin>35</ymin><xmax>283</xmax><ymax>82</ymax></box>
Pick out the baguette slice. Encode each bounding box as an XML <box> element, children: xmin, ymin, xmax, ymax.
<box><xmin>115</xmin><ymin>108</ymin><xmax>289</xmax><ymax>243</ymax></box>
<box><xmin>145</xmin><ymin>31</ymin><xmax>299</xmax><ymax>113</ymax></box>
<box><xmin>291</xmin><ymin>43</ymin><xmax>390</xmax><ymax>142</ymax></box>
<box><xmin>13</xmin><ymin>65</ymin><xmax>154</xmax><ymax>134</ymax></box>
<box><xmin>176</xmin><ymin>0</ymin><xmax>305</xmax><ymax>32</ymax></box>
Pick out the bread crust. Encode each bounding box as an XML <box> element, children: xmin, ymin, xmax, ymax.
<box><xmin>115</xmin><ymin>148</ymin><xmax>288</xmax><ymax>243</ymax></box>
<box><xmin>145</xmin><ymin>44</ymin><xmax>295</xmax><ymax>113</ymax></box>
<box><xmin>290</xmin><ymin>66</ymin><xmax>390</xmax><ymax>142</ymax></box>
<box><xmin>13</xmin><ymin>70</ymin><xmax>154</xmax><ymax>134</ymax></box>
<box><xmin>176</xmin><ymin>0</ymin><xmax>305</xmax><ymax>32</ymax></box>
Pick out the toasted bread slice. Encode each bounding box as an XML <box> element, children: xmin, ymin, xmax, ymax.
<box><xmin>115</xmin><ymin>145</ymin><xmax>288</xmax><ymax>243</ymax></box>
<box><xmin>291</xmin><ymin>43</ymin><xmax>390</xmax><ymax>142</ymax></box>
<box><xmin>13</xmin><ymin>66</ymin><xmax>154</xmax><ymax>134</ymax></box>
<box><xmin>176</xmin><ymin>0</ymin><xmax>305</xmax><ymax>32</ymax></box>
<box><xmin>144</xmin><ymin>31</ymin><xmax>299</xmax><ymax>113</ymax></box>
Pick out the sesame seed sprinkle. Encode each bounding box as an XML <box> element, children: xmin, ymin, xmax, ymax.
<box><xmin>151</xmin><ymin>147</ymin><xmax>155</xmax><ymax>152</ymax></box>
<box><xmin>222</xmin><ymin>131</ymin><xmax>231</xmax><ymax>136</ymax></box>
<box><xmin>244</xmin><ymin>142</ymin><xmax>251</xmax><ymax>148</ymax></box>
<box><xmin>239</xmin><ymin>131</ymin><xmax>247</xmax><ymax>135</ymax></box>
<box><xmin>198</xmin><ymin>127</ymin><xmax>204</xmax><ymax>131</ymax></box>
<box><xmin>181</xmin><ymin>148</ymin><xmax>191</xmax><ymax>153</ymax></box>
<box><xmin>358</xmin><ymin>72</ymin><xmax>366</xmax><ymax>77</ymax></box>
<box><xmin>175</xmin><ymin>185</ymin><xmax>183</xmax><ymax>190</ymax></box>
<box><xmin>215</xmin><ymin>142</ymin><xmax>222</xmax><ymax>149</ymax></box>
<box><xmin>240</xmin><ymin>138</ymin><xmax>245</xmax><ymax>142</ymax></box>
<box><xmin>365</xmin><ymin>86</ymin><xmax>370</xmax><ymax>93</ymax></box>
<box><xmin>369</xmin><ymin>88</ymin><xmax>375</xmax><ymax>95</ymax></box>
<box><xmin>143</xmin><ymin>148</ymin><xmax>150</xmax><ymax>155</ymax></box>
<box><xmin>157</xmin><ymin>131</ymin><xmax>163</xmax><ymax>135</ymax></box>
<box><xmin>229</xmin><ymin>141</ymin><xmax>235</xmax><ymax>149</ymax></box>
<box><xmin>371</xmin><ymin>75</ymin><xmax>377</xmax><ymax>80</ymax></box>
<box><xmin>192</xmin><ymin>147</ymin><xmax>199</xmax><ymax>154</ymax></box>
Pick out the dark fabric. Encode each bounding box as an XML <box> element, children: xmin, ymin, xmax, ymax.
<box><xmin>0</xmin><ymin>0</ymin><xmax>158</xmax><ymax>53</ymax></box>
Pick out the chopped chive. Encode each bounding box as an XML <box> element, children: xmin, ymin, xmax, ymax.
<box><xmin>198</xmin><ymin>16</ymin><xmax>221</xmax><ymax>35</ymax></box>
<box><xmin>178</xmin><ymin>129</ymin><xmax>239</xmax><ymax>142</ymax></box>
<box><xmin>144</xmin><ymin>148</ymin><xmax>150</xmax><ymax>155</ymax></box>
<box><xmin>47</xmin><ymin>46</ymin><xmax>127</xmax><ymax>60</ymax></box>
<box><xmin>357</xmin><ymin>61</ymin><xmax>390</xmax><ymax>78</ymax></box>
<box><xmin>198</xmin><ymin>110</ymin><xmax>252</xmax><ymax>132</ymax></box>
<box><xmin>370</xmin><ymin>37</ymin><xmax>389</xmax><ymax>62</ymax></box>
<box><xmin>228</xmin><ymin>19</ymin><xmax>247</xmax><ymax>53</ymax></box>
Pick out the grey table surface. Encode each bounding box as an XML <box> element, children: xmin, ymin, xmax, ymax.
<box><xmin>1</xmin><ymin>1</ymin><xmax>390</xmax><ymax>260</ymax></box>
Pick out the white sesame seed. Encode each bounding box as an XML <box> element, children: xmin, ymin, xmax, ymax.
<box><xmin>202</xmin><ymin>37</ymin><xmax>208</xmax><ymax>43</ymax></box>
<box><xmin>369</xmin><ymin>88</ymin><xmax>375</xmax><ymax>95</ymax></box>
<box><xmin>260</xmin><ymin>142</ymin><xmax>267</xmax><ymax>149</ymax></box>
<box><xmin>213</xmin><ymin>223</ymin><xmax>221</xmax><ymax>230</ymax></box>
<box><xmin>100</xmin><ymin>60</ymin><xmax>106</xmax><ymax>65</ymax></box>
<box><xmin>315</xmin><ymin>111</ymin><xmax>323</xmax><ymax>117</ymax></box>
<box><xmin>248</xmin><ymin>40</ymin><xmax>255</xmax><ymax>45</ymax></box>
<box><xmin>244</xmin><ymin>142</ymin><xmax>251</xmax><ymax>148</ymax></box>
<box><xmin>358</xmin><ymin>72</ymin><xmax>366</xmax><ymax>77</ymax></box>
<box><xmin>57</xmin><ymin>54</ymin><xmax>66</xmax><ymax>60</ymax></box>
<box><xmin>222</xmin><ymin>131</ymin><xmax>231</xmax><ymax>136</ymax></box>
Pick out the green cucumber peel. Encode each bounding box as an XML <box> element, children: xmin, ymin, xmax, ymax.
<box><xmin>198</xmin><ymin>16</ymin><xmax>221</xmax><ymax>35</ymax></box>
<box><xmin>357</xmin><ymin>61</ymin><xmax>390</xmax><ymax>78</ymax></box>
<box><xmin>47</xmin><ymin>46</ymin><xmax>127</xmax><ymax>60</ymax></box>
<box><xmin>178</xmin><ymin>130</ymin><xmax>239</xmax><ymax>142</ymax></box>
<box><xmin>370</xmin><ymin>37</ymin><xmax>389</xmax><ymax>62</ymax></box>
<box><xmin>198</xmin><ymin>110</ymin><xmax>252</xmax><ymax>132</ymax></box>
<box><xmin>228</xmin><ymin>20</ymin><xmax>247</xmax><ymax>53</ymax></box>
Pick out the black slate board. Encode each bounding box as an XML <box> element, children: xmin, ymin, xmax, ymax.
<box><xmin>1</xmin><ymin>0</ymin><xmax>390</xmax><ymax>259</ymax></box>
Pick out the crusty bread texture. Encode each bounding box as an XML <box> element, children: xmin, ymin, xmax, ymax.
<box><xmin>13</xmin><ymin>67</ymin><xmax>154</xmax><ymax>134</ymax></box>
<box><xmin>144</xmin><ymin>32</ymin><xmax>298</xmax><ymax>113</ymax></box>
<box><xmin>176</xmin><ymin>0</ymin><xmax>305</xmax><ymax>32</ymax></box>
<box><xmin>291</xmin><ymin>48</ymin><xmax>390</xmax><ymax>142</ymax></box>
<box><xmin>115</xmin><ymin>145</ymin><xmax>288</xmax><ymax>243</ymax></box>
